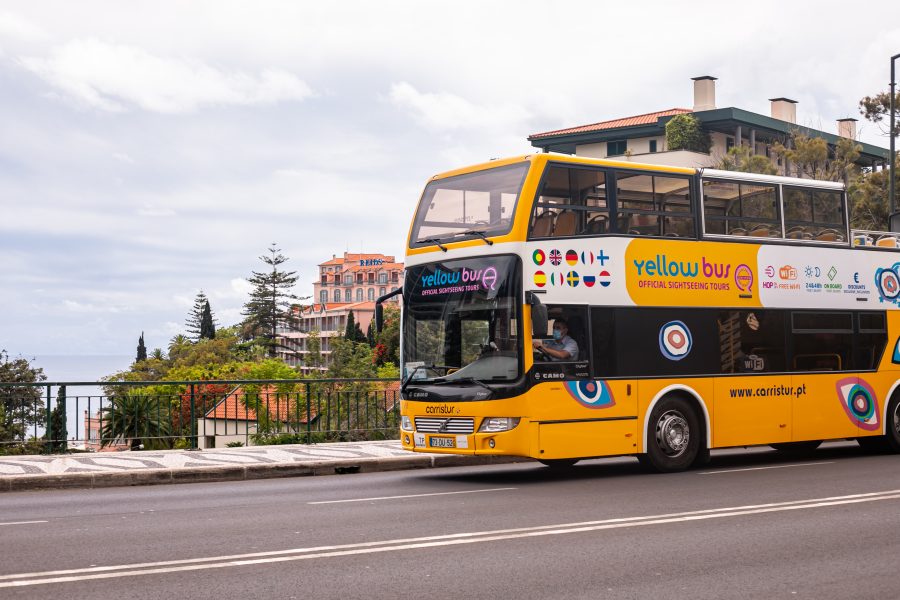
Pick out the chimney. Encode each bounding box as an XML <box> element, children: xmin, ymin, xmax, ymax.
<box><xmin>837</xmin><ymin>118</ymin><xmax>858</xmax><ymax>139</ymax></box>
<box><xmin>691</xmin><ymin>76</ymin><xmax>717</xmax><ymax>112</ymax></box>
<box><xmin>769</xmin><ymin>98</ymin><xmax>797</xmax><ymax>124</ymax></box>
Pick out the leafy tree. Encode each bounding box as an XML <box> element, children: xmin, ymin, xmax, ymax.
<box><xmin>100</xmin><ymin>391</ymin><xmax>172</xmax><ymax>450</ymax></box>
<box><xmin>241</xmin><ymin>244</ymin><xmax>301</xmax><ymax>357</ymax></box>
<box><xmin>168</xmin><ymin>334</ymin><xmax>192</xmax><ymax>364</ymax></box>
<box><xmin>328</xmin><ymin>336</ymin><xmax>377</xmax><ymax>380</ymax></box>
<box><xmin>374</xmin><ymin>304</ymin><xmax>401</xmax><ymax>367</ymax></box>
<box><xmin>0</xmin><ymin>351</ymin><xmax>47</xmax><ymax>443</ymax></box>
<box><xmin>304</xmin><ymin>329</ymin><xmax>322</xmax><ymax>371</ymax></box>
<box><xmin>859</xmin><ymin>91</ymin><xmax>900</xmax><ymax>138</ymax></box>
<box><xmin>717</xmin><ymin>145</ymin><xmax>778</xmax><ymax>175</ymax></box>
<box><xmin>771</xmin><ymin>132</ymin><xmax>861</xmax><ymax>182</ymax></box>
<box><xmin>665</xmin><ymin>114</ymin><xmax>711</xmax><ymax>153</ymax></box>
<box><xmin>848</xmin><ymin>159</ymin><xmax>897</xmax><ymax>231</ymax></box>
<box><xmin>136</xmin><ymin>332</ymin><xmax>147</xmax><ymax>363</ymax></box>
<box><xmin>344</xmin><ymin>310</ymin><xmax>365</xmax><ymax>344</ymax></box>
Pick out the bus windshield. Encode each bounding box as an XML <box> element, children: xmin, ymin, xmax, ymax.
<box><xmin>402</xmin><ymin>256</ymin><xmax>521</xmax><ymax>383</ymax></box>
<box><xmin>409</xmin><ymin>162</ymin><xmax>529</xmax><ymax>247</ymax></box>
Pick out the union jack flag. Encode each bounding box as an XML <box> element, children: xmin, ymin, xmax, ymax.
<box><xmin>549</xmin><ymin>249</ymin><xmax>562</xmax><ymax>265</ymax></box>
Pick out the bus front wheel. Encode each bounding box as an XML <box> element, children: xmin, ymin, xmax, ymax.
<box><xmin>640</xmin><ymin>396</ymin><xmax>701</xmax><ymax>473</ymax></box>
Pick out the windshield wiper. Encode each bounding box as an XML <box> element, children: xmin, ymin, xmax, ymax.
<box><xmin>431</xmin><ymin>377</ymin><xmax>494</xmax><ymax>395</ymax></box>
<box><xmin>401</xmin><ymin>365</ymin><xmax>432</xmax><ymax>394</ymax></box>
<box><xmin>459</xmin><ymin>230</ymin><xmax>494</xmax><ymax>246</ymax></box>
<box><xmin>415</xmin><ymin>238</ymin><xmax>448</xmax><ymax>252</ymax></box>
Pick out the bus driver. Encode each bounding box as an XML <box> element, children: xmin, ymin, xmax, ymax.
<box><xmin>533</xmin><ymin>318</ymin><xmax>579</xmax><ymax>361</ymax></box>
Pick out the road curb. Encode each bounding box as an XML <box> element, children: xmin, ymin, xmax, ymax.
<box><xmin>0</xmin><ymin>454</ymin><xmax>528</xmax><ymax>492</ymax></box>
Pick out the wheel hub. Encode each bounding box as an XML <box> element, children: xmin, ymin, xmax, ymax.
<box><xmin>656</xmin><ymin>411</ymin><xmax>689</xmax><ymax>457</ymax></box>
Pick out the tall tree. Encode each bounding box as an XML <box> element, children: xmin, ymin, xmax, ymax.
<box><xmin>199</xmin><ymin>301</ymin><xmax>216</xmax><ymax>340</ymax></box>
<box><xmin>366</xmin><ymin>320</ymin><xmax>376</xmax><ymax>348</ymax></box>
<box><xmin>304</xmin><ymin>329</ymin><xmax>322</xmax><ymax>371</ymax></box>
<box><xmin>0</xmin><ymin>351</ymin><xmax>47</xmax><ymax>443</ymax></box>
<box><xmin>186</xmin><ymin>291</ymin><xmax>218</xmax><ymax>341</ymax></box>
<box><xmin>344</xmin><ymin>310</ymin><xmax>365</xmax><ymax>344</ymax></box>
<box><xmin>136</xmin><ymin>332</ymin><xmax>147</xmax><ymax>362</ymax></box>
<box><xmin>717</xmin><ymin>145</ymin><xmax>778</xmax><ymax>175</ymax></box>
<box><xmin>859</xmin><ymin>91</ymin><xmax>900</xmax><ymax>138</ymax></box>
<box><xmin>46</xmin><ymin>388</ymin><xmax>67</xmax><ymax>453</ymax></box>
<box><xmin>241</xmin><ymin>244</ymin><xmax>301</xmax><ymax>357</ymax></box>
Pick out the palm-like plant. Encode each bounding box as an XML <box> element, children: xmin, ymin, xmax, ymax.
<box><xmin>100</xmin><ymin>392</ymin><xmax>172</xmax><ymax>450</ymax></box>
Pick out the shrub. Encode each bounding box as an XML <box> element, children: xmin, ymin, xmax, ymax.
<box><xmin>665</xmin><ymin>114</ymin><xmax>711</xmax><ymax>153</ymax></box>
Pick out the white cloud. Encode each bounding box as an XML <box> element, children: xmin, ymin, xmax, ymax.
<box><xmin>0</xmin><ymin>10</ymin><xmax>48</xmax><ymax>43</ymax></box>
<box><xmin>389</xmin><ymin>81</ymin><xmax>532</xmax><ymax>132</ymax></box>
<box><xmin>19</xmin><ymin>39</ymin><xmax>314</xmax><ymax>113</ymax></box>
<box><xmin>137</xmin><ymin>205</ymin><xmax>176</xmax><ymax>218</ymax></box>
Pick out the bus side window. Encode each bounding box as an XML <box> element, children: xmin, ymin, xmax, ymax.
<box><xmin>590</xmin><ymin>307</ymin><xmax>615</xmax><ymax>376</ymax></box>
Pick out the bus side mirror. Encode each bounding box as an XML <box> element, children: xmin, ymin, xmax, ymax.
<box><xmin>375</xmin><ymin>287</ymin><xmax>403</xmax><ymax>333</ymax></box>
<box><xmin>891</xmin><ymin>211</ymin><xmax>900</xmax><ymax>234</ymax></box>
<box><xmin>526</xmin><ymin>291</ymin><xmax>548</xmax><ymax>337</ymax></box>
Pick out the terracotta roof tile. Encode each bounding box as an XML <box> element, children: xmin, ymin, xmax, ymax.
<box><xmin>204</xmin><ymin>385</ymin><xmax>316</xmax><ymax>423</ymax></box>
<box><xmin>529</xmin><ymin>108</ymin><xmax>692</xmax><ymax>140</ymax></box>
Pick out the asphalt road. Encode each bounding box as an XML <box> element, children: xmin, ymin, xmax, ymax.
<box><xmin>2</xmin><ymin>442</ymin><xmax>899</xmax><ymax>599</ymax></box>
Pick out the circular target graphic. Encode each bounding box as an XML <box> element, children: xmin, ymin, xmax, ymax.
<box><xmin>878</xmin><ymin>268</ymin><xmax>900</xmax><ymax>299</ymax></box>
<box><xmin>849</xmin><ymin>387</ymin><xmax>875</xmax><ymax>421</ymax></box>
<box><xmin>659</xmin><ymin>321</ymin><xmax>692</xmax><ymax>361</ymax></box>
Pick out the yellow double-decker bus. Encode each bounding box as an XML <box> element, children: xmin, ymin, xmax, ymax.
<box><xmin>379</xmin><ymin>153</ymin><xmax>900</xmax><ymax>471</ymax></box>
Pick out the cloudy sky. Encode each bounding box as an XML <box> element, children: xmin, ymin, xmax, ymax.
<box><xmin>2</xmin><ymin>1</ymin><xmax>899</xmax><ymax>359</ymax></box>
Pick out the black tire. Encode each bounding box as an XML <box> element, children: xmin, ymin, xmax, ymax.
<box><xmin>538</xmin><ymin>458</ymin><xmax>579</xmax><ymax>469</ymax></box>
<box><xmin>769</xmin><ymin>440</ymin><xmax>822</xmax><ymax>455</ymax></box>
<box><xmin>857</xmin><ymin>394</ymin><xmax>900</xmax><ymax>454</ymax></box>
<box><xmin>885</xmin><ymin>394</ymin><xmax>900</xmax><ymax>452</ymax></box>
<box><xmin>641</xmin><ymin>396</ymin><xmax>701</xmax><ymax>473</ymax></box>
<box><xmin>857</xmin><ymin>435</ymin><xmax>890</xmax><ymax>454</ymax></box>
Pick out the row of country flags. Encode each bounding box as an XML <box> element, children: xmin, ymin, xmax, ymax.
<box><xmin>533</xmin><ymin>248</ymin><xmax>609</xmax><ymax>267</ymax></box>
<box><xmin>534</xmin><ymin>270</ymin><xmax>612</xmax><ymax>288</ymax></box>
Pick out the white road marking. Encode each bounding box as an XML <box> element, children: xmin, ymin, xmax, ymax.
<box><xmin>3</xmin><ymin>489</ymin><xmax>900</xmax><ymax>588</ymax></box>
<box><xmin>697</xmin><ymin>461</ymin><xmax>835</xmax><ymax>475</ymax></box>
<box><xmin>0</xmin><ymin>521</ymin><xmax>47</xmax><ymax>526</ymax></box>
<box><xmin>307</xmin><ymin>487</ymin><xmax>517</xmax><ymax>504</ymax></box>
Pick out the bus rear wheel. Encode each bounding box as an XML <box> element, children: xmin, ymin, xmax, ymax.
<box><xmin>640</xmin><ymin>397</ymin><xmax>700</xmax><ymax>473</ymax></box>
<box><xmin>858</xmin><ymin>395</ymin><xmax>900</xmax><ymax>453</ymax></box>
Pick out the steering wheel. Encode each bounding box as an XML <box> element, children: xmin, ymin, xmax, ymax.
<box><xmin>534</xmin><ymin>345</ymin><xmax>552</xmax><ymax>362</ymax></box>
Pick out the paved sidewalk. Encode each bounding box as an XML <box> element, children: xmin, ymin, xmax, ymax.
<box><xmin>0</xmin><ymin>441</ymin><xmax>526</xmax><ymax>492</ymax></box>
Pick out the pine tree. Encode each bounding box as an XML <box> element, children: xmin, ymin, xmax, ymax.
<box><xmin>241</xmin><ymin>244</ymin><xmax>301</xmax><ymax>357</ymax></box>
<box><xmin>344</xmin><ymin>310</ymin><xmax>365</xmax><ymax>343</ymax></box>
<box><xmin>47</xmin><ymin>389</ymin><xmax>67</xmax><ymax>453</ymax></box>
<box><xmin>366</xmin><ymin>320</ymin><xmax>375</xmax><ymax>347</ymax></box>
<box><xmin>186</xmin><ymin>291</ymin><xmax>218</xmax><ymax>342</ymax></box>
<box><xmin>199</xmin><ymin>301</ymin><xmax>216</xmax><ymax>340</ymax></box>
<box><xmin>136</xmin><ymin>332</ymin><xmax>147</xmax><ymax>362</ymax></box>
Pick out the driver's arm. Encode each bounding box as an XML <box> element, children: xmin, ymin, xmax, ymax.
<box><xmin>533</xmin><ymin>340</ymin><xmax>571</xmax><ymax>360</ymax></box>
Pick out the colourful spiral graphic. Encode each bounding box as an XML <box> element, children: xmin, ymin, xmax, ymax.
<box><xmin>836</xmin><ymin>377</ymin><xmax>880</xmax><ymax>431</ymax></box>
<box><xmin>564</xmin><ymin>380</ymin><xmax>616</xmax><ymax>409</ymax></box>
<box><xmin>659</xmin><ymin>320</ymin><xmax>692</xmax><ymax>361</ymax></box>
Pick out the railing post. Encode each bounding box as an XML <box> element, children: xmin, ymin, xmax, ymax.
<box><xmin>190</xmin><ymin>383</ymin><xmax>197</xmax><ymax>450</ymax></box>
<box><xmin>45</xmin><ymin>385</ymin><xmax>52</xmax><ymax>454</ymax></box>
<box><xmin>305</xmin><ymin>381</ymin><xmax>312</xmax><ymax>444</ymax></box>
<box><xmin>60</xmin><ymin>385</ymin><xmax>67</xmax><ymax>453</ymax></box>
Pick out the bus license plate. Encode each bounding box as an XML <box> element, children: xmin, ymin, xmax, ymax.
<box><xmin>429</xmin><ymin>436</ymin><xmax>455</xmax><ymax>448</ymax></box>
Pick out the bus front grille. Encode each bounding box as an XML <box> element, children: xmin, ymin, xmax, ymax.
<box><xmin>414</xmin><ymin>417</ymin><xmax>475</xmax><ymax>434</ymax></box>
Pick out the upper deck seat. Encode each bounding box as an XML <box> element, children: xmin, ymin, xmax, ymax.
<box><xmin>532</xmin><ymin>212</ymin><xmax>555</xmax><ymax>238</ymax></box>
<box><xmin>553</xmin><ymin>210</ymin><xmax>577</xmax><ymax>236</ymax></box>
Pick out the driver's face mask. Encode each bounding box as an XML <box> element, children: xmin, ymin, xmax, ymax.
<box><xmin>552</xmin><ymin>328</ymin><xmax>563</xmax><ymax>340</ymax></box>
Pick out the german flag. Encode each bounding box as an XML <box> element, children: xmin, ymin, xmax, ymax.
<box><xmin>565</xmin><ymin>250</ymin><xmax>578</xmax><ymax>265</ymax></box>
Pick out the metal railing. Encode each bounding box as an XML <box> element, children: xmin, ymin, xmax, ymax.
<box><xmin>0</xmin><ymin>378</ymin><xmax>400</xmax><ymax>455</ymax></box>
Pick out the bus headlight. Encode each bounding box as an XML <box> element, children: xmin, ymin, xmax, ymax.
<box><xmin>401</xmin><ymin>416</ymin><xmax>413</xmax><ymax>431</ymax></box>
<box><xmin>478</xmin><ymin>417</ymin><xmax>520</xmax><ymax>433</ymax></box>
